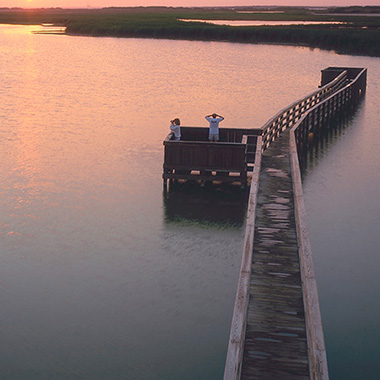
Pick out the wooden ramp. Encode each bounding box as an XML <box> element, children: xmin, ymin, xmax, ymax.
<box><xmin>241</xmin><ymin>132</ymin><xmax>309</xmax><ymax>379</ymax></box>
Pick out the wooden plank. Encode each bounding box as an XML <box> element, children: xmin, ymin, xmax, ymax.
<box><xmin>240</xmin><ymin>133</ymin><xmax>310</xmax><ymax>380</ymax></box>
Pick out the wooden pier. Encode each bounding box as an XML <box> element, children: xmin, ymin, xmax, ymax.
<box><xmin>162</xmin><ymin>67</ymin><xmax>367</xmax><ymax>379</ymax></box>
<box><xmin>223</xmin><ymin>67</ymin><xmax>366</xmax><ymax>380</ymax></box>
<box><xmin>240</xmin><ymin>131</ymin><xmax>310</xmax><ymax>379</ymax></box>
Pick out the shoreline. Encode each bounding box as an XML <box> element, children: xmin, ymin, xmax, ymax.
<box><xmin>7</xmin><ymin>24</ymin><xmax>378</xmax><ymax>58</ymax></box>
<box><xmin>1</xmin><ymin>6</ymin><xmax>379</xmax><ymax>58</ymax></box>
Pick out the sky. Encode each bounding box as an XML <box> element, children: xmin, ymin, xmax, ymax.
<box><xmin>1</xmin><ymin>0</ymin><xmax>379</xmax><ymax>9</ymax></box>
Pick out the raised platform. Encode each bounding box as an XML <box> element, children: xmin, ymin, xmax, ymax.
<box><xmin>163</xmin><ymin>127</ymin><xmax>261</xmax><ymax>189</ymax></box>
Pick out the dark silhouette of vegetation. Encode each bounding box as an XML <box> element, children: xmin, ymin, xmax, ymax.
<box><xmin>0</xmin><ymin>6</ymin><xmax>379</xmax><ymax>57</ymax></box>
<box><xmin>328</xmin><ymin>6</ymin><xmax>380</xmax><ymax>14</ymax></box>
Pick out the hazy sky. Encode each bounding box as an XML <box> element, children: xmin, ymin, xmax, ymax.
<box><xmin>1</xmin><ymin>0</ymin><xmax>379</xmax><ymax>9</ymax></box>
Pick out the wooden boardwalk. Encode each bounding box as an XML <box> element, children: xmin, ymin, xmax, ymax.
<box><xmin>241</xmin><ymin>132</ymin><xmax>309</xmax><ymax>379</ymax></box>
<box><xmin>224</xmin><ymin>67</ymin><xmax>367</xmax><ymax>380</ymax></box>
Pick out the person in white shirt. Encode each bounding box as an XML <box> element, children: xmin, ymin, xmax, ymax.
<box><xmin>205</xmin><ymin>113</ymin><xmax>224</xmax><ymax>141</ymax></box>
<box><xmin>170</xmin><ymin>118</ymin><xmax>181</xmax><ymax>141</ymax></box>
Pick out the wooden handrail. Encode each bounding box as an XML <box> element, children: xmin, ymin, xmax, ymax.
<box><xmin>260</xmin><ymin>70</ymin><xmax>348</xmax><ymax>150</ymax></box>
<box><xmin>286</xmin><ymin>67</ymin><xmax>366</xmax><ymax>379</ymax></box>
<box><xmin>223</xmin><ymin>136</ymin><xmax>262</xmax><ymax>380</ymax></box>
<box><xmin>292</xmin><ymin>68</ymin><xmax>367</xmax><ymax>155</ymax></box>
<box><xmin>289</xmin><ymin>130</ymin><xmax>329</xmax><ymax>380</ymax></box>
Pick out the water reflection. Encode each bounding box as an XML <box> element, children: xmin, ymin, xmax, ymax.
<box><xmin>0</xmin><ymin>24</ymin><xmax>41</xmax><ymax>35</ymax></box>
<box><xmin>2</xmin><ymin>22</ymin><xmax>380</xmax><ymax>380</ymax></box>
<box><xmin>0</xmin><ymin>24</ymin><xmax>66</xmax><ymax>35</ymax></box>
<box><xmin>179</xmin><ymin>19</ymin><xmax>346</xmax><ymax>27</ymax></box>
<box><xmin>163</xmin><ymin>182</ymin><xmax>248</xmax><ymax>228</ymax></box>
<box><xmin>32</xmin><ymin>25</ymin><xmax>66</xmax><ymax>35</ymax></box>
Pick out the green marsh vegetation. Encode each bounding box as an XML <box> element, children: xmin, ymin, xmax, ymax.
<box><xmin>0</xmin><ymin>6</ymin><xmax>379</xmax><ymax>57</ymax></box>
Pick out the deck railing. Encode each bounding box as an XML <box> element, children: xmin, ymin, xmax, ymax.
<box><xmin>177</xmin><ymin>126</ymin><xmax>261</xmax><ymax>143</ymax></box>
<box><xmin>163</xmin><ymin>127</ymin><xmax>260</xmax><ymax>186</ymax></box>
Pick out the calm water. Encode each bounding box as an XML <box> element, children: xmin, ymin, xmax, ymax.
<box><xmin>0</xmin><ymin>24</ymin><xmax>379</xmax><ymax>379</ymax></box>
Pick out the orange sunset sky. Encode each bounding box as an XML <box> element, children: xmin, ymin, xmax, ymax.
<box><xmin>1</xmin><ymin>0</ymin><xmax>379</xmax><ymax>8</ymax></box>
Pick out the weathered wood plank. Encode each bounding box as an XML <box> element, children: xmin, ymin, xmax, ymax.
<box><xmin>224</xmin><ymin>137</ymin><xmax>262</xmax><ymax>380</ymax></box>
<box><xmin>240</xmin><ymin>133</ymin><xmax>310</xmax><ymax>380</ymax></box>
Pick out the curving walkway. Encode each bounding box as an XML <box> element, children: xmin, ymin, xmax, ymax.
<box><xmin>225</xmin><ymin>67</ymin><xmax>367</xmax><ymax>380</ymax></box>
<box><xmin>241</xmin><ymin>132</ymin><xmax>309</xmax><ymax>379</ymax></box>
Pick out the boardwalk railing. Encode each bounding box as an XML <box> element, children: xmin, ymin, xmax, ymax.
<box><xmin>289</xmin><ymin>68</ymin><xmax>366</xmax><ymax>379</ymax></box>
<box><xmin>261</xmin><ymin>69</ymin><xmax>348</xmax><ymax>150</ymax></box>
<box><xmin>223</xmin><ymin>136</ymin><xmax>263</xmax><ymax>380</ymax></box>
<box><xmin>289</xmin><ymin>136</ymin><xmax>329</xmax><ymax>380</ymax></box>
<box><xmin>293</xmin><ymin>68</ymin><xmax>367</xmax><ymax>156</ymax></box>
<box><xmin>224</xmin><ymin>67</ymin><xmax>366</xmax><ymax>380</ymax></box>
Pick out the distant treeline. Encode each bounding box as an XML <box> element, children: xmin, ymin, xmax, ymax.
<box><xmin>328</xmin><ymin>6</ymin><xmax>380</xmax><ymax>14</ymax></box>
<box><xmin>0</xmin><ymin>7</ymin><xmax>379</xmax><ymax>57</ymax></box>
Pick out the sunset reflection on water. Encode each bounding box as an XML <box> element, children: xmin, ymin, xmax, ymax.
<box><xmin>1</xmin><ymin>23</ymin><xmax>380</xmax><ymax>380</ymax></box>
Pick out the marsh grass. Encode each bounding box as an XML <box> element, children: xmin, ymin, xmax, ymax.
<box><xmin>0</xmin><ymin>6</ymin><xmax>379</xmax><ymax>57</ymax></box>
